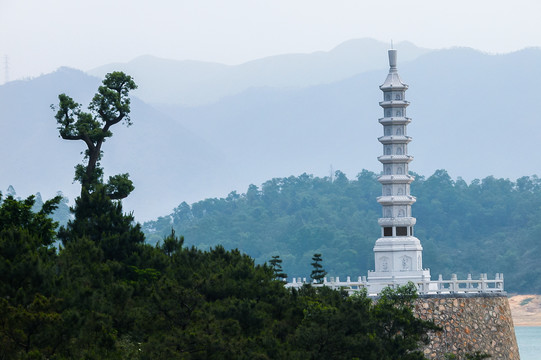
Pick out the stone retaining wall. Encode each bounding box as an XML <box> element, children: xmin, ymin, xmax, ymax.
<box><xmin>414</xmin><ymin>293</ymin><xmax>519</xmax><ymax>359</ymax></box>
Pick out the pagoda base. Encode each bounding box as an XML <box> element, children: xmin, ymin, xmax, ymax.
<box><xmin>367</xmin><ymin>235</ymin><xmax>431</xmax><ymax>294</ymax></box>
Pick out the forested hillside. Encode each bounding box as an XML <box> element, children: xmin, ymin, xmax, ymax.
<box><xmin>144</xmin><ymin>169</ymin><xmax>541</xmax><ymax>294</ymax></box>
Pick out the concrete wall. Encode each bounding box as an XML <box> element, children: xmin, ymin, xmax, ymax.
<box><xmin>414</xmin><ymin>293</ymin><xmax>519</xmax><ymax>359</ymax></box>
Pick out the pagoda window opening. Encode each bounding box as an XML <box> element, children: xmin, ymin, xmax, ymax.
<box><xmin>396</xmin><ymin>227</ymin><xmax>408</xmax><ymax>236</ymax></box>
<box><xmin>384</xmin><ymin>227</ymin><xmax>393</xmax><ymax>237</ymax></box>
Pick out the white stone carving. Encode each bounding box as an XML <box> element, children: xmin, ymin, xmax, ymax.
<box><xmin>381</xmin><ymin>257</ymin><xmax>389</xmax><ymax>272</ymax></box>
<box><xmin>401</xmin><ymin>255</ymin><xmax>412</xmax><ymax>270</ymax></box>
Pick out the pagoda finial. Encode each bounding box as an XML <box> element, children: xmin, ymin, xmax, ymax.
<box><xmin>391</xmin><ymin>39</ymin><xmax>394</xmax><ymax>49</ymax></box>
<box><xmin>388</xmin><ymin>48</ymin><xmax>397</xmax><ymax>71</ymax></box>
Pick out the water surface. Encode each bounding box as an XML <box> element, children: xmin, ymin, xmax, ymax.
<box><xmin>515</xmin><ymin>326</ymin><xmax>541</xmax><ymax>360</ymax></box>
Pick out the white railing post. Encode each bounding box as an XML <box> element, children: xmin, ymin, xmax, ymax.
<box><xmin>480</xmin><ymin>273</ymin><xmax>486</xmax><ymax>291</ymax></box>
<box><xmin>422</xmin><ymin>274</ymin><xmax>430</xmax><ymax>294</ymax></box>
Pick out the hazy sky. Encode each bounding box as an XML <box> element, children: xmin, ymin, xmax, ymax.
<box><xmin>1</xmin><ymin>0</ymin><xmax>540</xmax><ymax>83</ymax></box>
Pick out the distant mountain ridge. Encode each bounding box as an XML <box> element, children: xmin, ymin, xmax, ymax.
<box><xmin>88</xmin><ymin>38</ymin><xmax>431</xmax><ymax>106</ymax></box>
<box><xmin>155</xmin><ymin>46</ymin><xmax>541</xmax><ymax>190</ymax></box>
<box><xmin>2</xmin><ymin>39</ymin><xmax>540</xmax><ymax>221</ymax></box>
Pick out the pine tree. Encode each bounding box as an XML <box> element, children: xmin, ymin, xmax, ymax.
<box><xmin>269</xmin><ymin>255</ymin><xmax>287</xmax><ymax>280</ymax></box>
<box><xmin>53</xmin><ymin>72</ymin><xmax>137</xmax><ymax>199</ymax></box>
<box><xmin>53</xmin><ymin>72</ymin><xmax>144</xmax><ymax>262</ymax></box>
<box><xmin>310</xmin><ymin>253</ymin><xmax>327</xmax><ymax>284</ymax></box>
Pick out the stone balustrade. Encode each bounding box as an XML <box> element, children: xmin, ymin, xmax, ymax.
<box><xmin>285</xmin><ymin>273</ymin><xmax>504</xmax><ymax>295</ymax></box>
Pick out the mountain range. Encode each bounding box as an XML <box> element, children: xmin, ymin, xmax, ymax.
<box><xmin>1</xmin><ymin>38</ymin><xmax>540</xmax><ymax>221</ymax></box>
<box><xmin>88</xmin><ymin>38</ymin><xmax>430</xmax><ymax>106</ymax></box>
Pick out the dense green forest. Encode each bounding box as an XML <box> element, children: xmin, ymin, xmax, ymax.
<box><xmin>0</xmin><ymin>191</ymin><xmax>443</xmax><ymax>359</ymax></box>
<box><xmin>1</xmin><ymin>72</ymin><xmax>447</xmax><ymax>359</ymax></box>
<box><xmin>144</xmin><ymin>170</ymin><xmax>541</xmax><ymax>294</ymax></box>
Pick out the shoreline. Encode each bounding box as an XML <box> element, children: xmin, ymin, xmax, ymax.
<box><xmin>514</xmin><ymin>324</ymin><xmax>541</xmax><ymax>326</ymax></box>
<box><xmin>508</xmin><ymin>295</ymin><xmax>541</xmax><ymax>327</ymax></box>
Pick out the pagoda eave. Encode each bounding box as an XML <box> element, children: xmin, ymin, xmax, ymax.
<box><xmin>378</xmin><ymin>117</ymin><xmax>412</xmax><ymax>125</ymax></box>
<box><xmin>377</xmin><ymin>175</ymin><xmax>415</xmax><ymax>184</ymax></box>
<box><xmin>379</xmin><ymin>100</ymin><xmax>410</xmax><ymax>107</ymax></box>
<box><xmin>379</xmin><ymin>84</ymin><xmax>408</xmax><ymax>91</ymax></box>
<box><xmin>378</xmin><ymin>217</ymin><xmax>416</xmax><ymax>226</ymax></box>
<box><xmin>378</xmin><ymin>135</ymin><xmax>412</xmax><ymax>144</ymax></box>
<box><xmin>377</xmin><ymin>155</ymin><xmax>413</xmax><ymax>164</ymax></box>
<box><xmin>377</xmin><ymin>196</ymin><xmax>416</xmax><ymax>206</ymax></box>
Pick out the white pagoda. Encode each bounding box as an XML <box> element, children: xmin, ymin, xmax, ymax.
<box><xmin>286</xmin><ymin>48</ymin><xmax>504</xmax><ymax>296</ymax></box>
<box><xmin>366</xmin><ymin>49</ymin><xmax>431</xmax><ymax>292</ymax></box>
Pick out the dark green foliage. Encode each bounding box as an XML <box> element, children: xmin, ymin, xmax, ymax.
<box><xmin>145</xmin><ymin>170</ymin><xmax>381</xmax><ymax>279</ymax></box>
<box><xmin>310</xmin><ymin>253</ymin><xmax>327</xmax><ymax>284</ymax></box>
<box><xmin>105</xmin><ymin>173</ymin><xmax>135</xmax><ymax>201</ymax></box>
<box><xmin>293</xmin><ymin>283</ymin><xmax>438</xmax><ymax>360</ymax></box>
<box><xmin>0</xmin><ymin>193</ymin><xmax>61</xmax><ymax>247</ymax></box>
<box><xmin>370</xmin><ymin>283</ymin><xmax>439</xmax><ymax>359</ymax></box>
<box><xmin>270</xmin><ymin>255</ymin><xmax>288</xmax><ymax>280</ymax></box>
<box><xmin>161</xmin><ymin>228</ymin><xmax>184</xmax><ymax>257</ymax></box>
<box><xmin>0</xmin><ymin>193</ymin><xmax>63</xmax><ymax>358</ymax></box>
<box><xmin>52</xmin><ymin>72</ymin><xmax>137</xmax><ymax>198</ymax></box>
<box><xmin>145</xmin><ymin>169</ymin><xmax>541</xmax><ymax>294</ymax></box>
<box><xmin>0</xmin><ymin>193</ymin><xmax>61</xmax><ymax>302</ymax></box>
<box><xmin>0</xmin><ymin>294</ymin><xmax>63</xmax><ymax>359</ymax></box>
<box><xmin>412</xmin><ymin>171</ymin><xmax>541</xmax><ymax>293</ymax></box>
<box><xmin>0</xmin><ymin>195</ymin><xmax>437</xmax><ymax>358</ymax></box>
<box><xmin>54</xmin><ymin>72</ymin><xmax>145</xmax><ymax>264</ymax></box>
<box><xmin>58</xmin><ymin>185</ymin><xmax>145</xmax><ymax>262</ymax></box>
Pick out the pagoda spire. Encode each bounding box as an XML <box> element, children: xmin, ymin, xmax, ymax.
<box><xmin>377</xmin><ymin>49</ymin><xmax>414</xmax><ymax>237</ymax></box>
<box><xmin>367</xmin><ymin>49</ymin><xmax>430</xmax><ymax>292</ymax></box>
